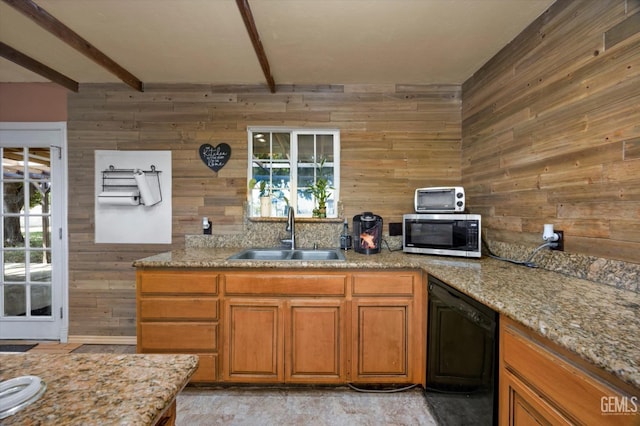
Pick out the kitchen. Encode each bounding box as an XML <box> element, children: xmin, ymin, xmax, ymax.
<box><xmin>1</xmin><ymin>0</ymin><xmax>639</xmax><ymax>424</ymax></box>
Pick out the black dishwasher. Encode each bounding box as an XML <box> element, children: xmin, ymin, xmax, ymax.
<box><xmin>425</xmin><ymin>275</ymin><xmax>498</xmax><ymax>426</ymax></box>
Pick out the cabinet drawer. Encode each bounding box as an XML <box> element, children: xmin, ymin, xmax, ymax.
<box><xmin>190</xmin><ymin>354</ymin><xmax>217</xmax><ymax>383</ymax></box>
<box><xmin>140</xmin><ymin>297</ymin><xmax>218</xmax><ymax>320</ymax></box>
<box><xmin>139</xmin><ymin>271</ymin><xmax>218</xmax><ymax>294</ymax></box>
<box><xmin>352</xmin><ymin>272</ymin><xmax>416</xmax><ymax>296</ymax></box>
<box><xmin>225</xmin><ymin>273</ymin><xmax>347</xmax><ymax>296</ymax></box>
<box><xmin>140</xmin><ymin>322</ymin><xmax>217</xmax><ymax>351</ymax></box>
<box><xmin>503</xmin><ymin>324</ymin><xmax>625</xmax><ymax>425</ymax></box>
<box><xmin>140</xmin><ymin>353</ymin><xmax>217</xmax><ymax>383</ymax></box>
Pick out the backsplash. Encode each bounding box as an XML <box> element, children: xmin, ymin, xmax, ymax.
<box><xmin>186</xmin><ymin>220</ymin><xmax>638</xmax><ymax>294</ymax></box>
<box><xmin>187</xmin><ymin>218</ymin><xmax>345</xmax><ymax>250</ymax></box>
<box><xmin>487</xmin><ymin>241</ymin><xmax>639</xmax><ymax>294</ymax></box>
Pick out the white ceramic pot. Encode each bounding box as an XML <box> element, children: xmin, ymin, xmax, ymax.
<box><xmin>260</xmin><ymin>196</ymin><xmax>271</xmax><ymax>217</ymax></box>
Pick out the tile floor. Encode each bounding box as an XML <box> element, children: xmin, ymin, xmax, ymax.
<box><xmin>177</xmin><ymin>386</ymin><xmax>438</xmax><ymax>426</ymax></box>
<box><xmin>9</xmin><ymin>343</ymin><xmax>440</xmax><ymax>425</ymax></box>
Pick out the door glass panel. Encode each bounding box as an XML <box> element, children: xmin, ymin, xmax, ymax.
<box><xmin>3</xmin><ymin>284</ymin><xmax>25</xmax><ymax>316</ymax></box>
<box><xmin>31</xmin><ymin>285</ymin><xmax>52</xmax><ymax>316</ymax></box>
<box><xmin>1</xmin><ymin>147</ymin><xmax>53</xmax><ymax>319</ymax></box>
<box><xmin>3</xmin><ymin>253</ymin><xmax>26</xmax><ymax>282</ymax></box>
<box><xmin>30</xmin><ymin>252</ymin><xmax>52</xmax><ymax>282</ymax></box>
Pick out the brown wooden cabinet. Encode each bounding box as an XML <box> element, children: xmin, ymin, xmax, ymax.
<box><xmin>222</xmin><ymin>271</ymin><xmax>348</xmax><ymax>384</ymax></box>
<box><xmin>500</xmin><ymin>316</ymin><xmax>638</xmax><ymax>426</ymax></box>
<box><xmin>350</xmin><ymin>271</ymin><xmax>424</xmax><ymax>384</ymax></box>
<box><xmin>286</xmin><ymin>299</ymin><xmax>347</xmax><ymax>383</ymax></box>
<box><xmin>137</xmin><ymin>270</ymin><xmax>219</xmax><ymax>383</ymax></box>
<box><xmin>223</xmin><ymin>299</ymin><xmax>284</xmax><ymax>382</ymax></box>
<box><xmin>137</xmin><ymin>268</ymin><xmax>424</xmax><ymax>386</ymax></box>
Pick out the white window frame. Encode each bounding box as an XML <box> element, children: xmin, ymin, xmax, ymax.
<box><xmin>247</xmin><ymin>127</ymin><xmax>340</xmax><ymax>218</ymax></box>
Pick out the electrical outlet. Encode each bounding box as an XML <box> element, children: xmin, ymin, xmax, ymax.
<box><xmin>552</xmin><ymin>230</ymin><xmax>564</xmax><ymax>251</ymax></box>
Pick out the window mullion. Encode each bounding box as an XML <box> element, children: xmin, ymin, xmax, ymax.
<box><xmin>290</xmin><ymin>132</ymin><xmax>298</xmax><ymax>214</ymax></box>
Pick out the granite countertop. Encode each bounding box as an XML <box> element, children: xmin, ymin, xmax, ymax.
<box><xmin>134</xmin><ymin>247</ymin><xmax>640</xmax><ymax>390</ymax></box>
<box><xmin>0</xmin><ymin>353</ymin><xmax>198</xmax><ymax>425</ymax></box>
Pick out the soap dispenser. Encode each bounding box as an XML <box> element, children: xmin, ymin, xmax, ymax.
<box><xmin>340</xmin><ymin>219</ymin><xmax>352</xmax><ymax>250</ymax></box>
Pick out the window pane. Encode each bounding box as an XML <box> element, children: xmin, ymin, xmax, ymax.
<box><xmin>29</xmin><ymin>217</ymin><xmax>52</xmax><ymax>250</ymax></box>
<box><xmin>270</xmin><ymin>173</ymin><xmax>290</xmax><ymax>216</ymax></box>
<box><xmin>317</xmin><ymin>135</ymin><xmax>334</xmax><ymax>162</ymax></box>
<box><xmin>252</xmin><ymin>165</ymin><xmax>270</xmax><ymax>188</ymax></box>
<box><xmin>31</xmin><ymin>285</ymin><xmax>52</xmax><ymax>316</ymax></box>
<box><xmin>4</xmin><ymin>284</ymin><xmax>25</xmax><ymax>316</ymax></box>
<box><xmin>296</xmin><ymin>188</ymin><xmax>314</xmax><ymax>216</ymax></box>
<box><xmin>297</xmin><ymin>165</ymin><xmax>314</xmax><ymax>188</ymax></box>
<box><xmin>298</xmin><ymin>134</ymin><xmax>315</xmax><ymax>162</ymax></box>
<box><xmin>4</xmin><ymin>255</ymin><xmax>26</xmax><ymax>282</ymax></box>
<box><xmin>3</xmin><ymin>182</ymin><xmax>25</xmax><ymax>251</ymax></box>
<box><xmin>30</xmin><ymin>258</ymin><xmax>52</xmax><ymax>283</ymax></box>
<box><xmin>271</xmin><ymin>133</ymin><xmax>290</xmax><ymax>160</ymax></box>
<box><xmin>252</xmin><ymin>132</ymin><xmax>270</xmax><ymax>159</ymax></box>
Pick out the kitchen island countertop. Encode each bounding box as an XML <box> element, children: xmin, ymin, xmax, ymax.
<box><xmin>134</xmin><ymin>247</ymin><xmax>640</xmax><ymax>390</ymax></box>
<box><xmin>0</xmin><ymin>353</ymin><xmax>198</xmax><ymax>425</ymax></box>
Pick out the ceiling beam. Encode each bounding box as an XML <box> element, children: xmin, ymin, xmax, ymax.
<box><xmin>0</xmin><ymin>42</ymin><xmax>79</xmax><ymax>92</ymax></box>
<box><xmin>2</xmin><ymin>0</ymin><xmax>143</xmax><ymax>91</ymax></box>
<box><xmin>236</xmin><ymin>0</ymin><xmax>276</xmax><ymax>93</ymax></box>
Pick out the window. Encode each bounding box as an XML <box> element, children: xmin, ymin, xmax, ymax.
<box><xmin>248</xmin><ymin>128</ymin><xmax>340</xmax><ymax>218</ymax></box>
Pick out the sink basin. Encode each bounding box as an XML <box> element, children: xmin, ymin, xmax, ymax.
<box><xmin>290</xmin><ymin>249</ymin><xmax>344</xmax><ymax>260</ymax></box>
<box><xmin>228</xmin><ymin>248</ymin><xmax>345</xmax><ymax>261</ymax></box>
<box><xmin>229</xmin><ymin>249</ymin><xmax>292</xmax><ymax>260</ymax></box>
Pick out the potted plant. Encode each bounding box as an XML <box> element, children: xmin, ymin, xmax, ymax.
<box><xmin>248</xmin><ymin>178</ymin><xmax>271</xmax><ymax>217</ymax></box>
<box><xmin>258</xmin><ymin>180</ymin><xmax>271</xmax><ymax>217</ymax></box>
<box><xmin>307</xmin><ymin>159</ymin><xmax>332</xmax><ymax>218</ymax></box>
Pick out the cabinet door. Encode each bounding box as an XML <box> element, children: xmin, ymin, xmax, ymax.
<box><xmin>351</xmin><ymin>299</ymin><xmax>413</xmax><ymax>383</ymax></box>
<box><xmin>500</xmin><ymin>368</ymin><xmax>571</xmax><ymax>425</ymax></box>
<box><xmin>500</xmin><ymin>316</ymin><xmax>639</xmax><ymax>426</ymax></box>
<box><xmin>222</xmin><ymin>299</ymin><xmax>284</xmax><ymax>382</ymax></box>
<box><xmin>285</xmin><ymin>299</ymin><xmax>347</xmax><ymax>383</ymax></box>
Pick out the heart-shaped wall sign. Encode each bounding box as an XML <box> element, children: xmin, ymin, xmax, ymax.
<box><xmin>199</xmin><ymin>143</ymin><xmax>231</xmax><ymax>172</ymax></box>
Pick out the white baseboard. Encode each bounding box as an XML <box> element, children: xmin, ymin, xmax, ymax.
<box><xmin>68</xmin><ymin>335</ymin><xmax>136</xmax><ymax>345</ymax></box>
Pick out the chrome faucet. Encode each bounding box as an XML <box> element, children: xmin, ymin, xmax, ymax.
<box><xmin>281</xmin><ymin>207</ymin><xmax>296</xmax><ymax>250</ymax></box>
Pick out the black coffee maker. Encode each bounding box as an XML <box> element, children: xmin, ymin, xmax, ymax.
<box><xmin>353</xmin><ymin>212</ymin><xmax>383</xmax><ymax>254</ymax></box>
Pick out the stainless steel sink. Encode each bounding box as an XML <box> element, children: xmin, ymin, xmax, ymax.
<box><xmin>228</xmin><ymin>249</ymin><xmax>292</xmax><ymax>260</ymax></box>
<box><xmin>290</xmin><ymin>249</ymin><xmax>344</xmax><ymax>260</ymax></box>
<box><xmin>228</xmin><ymin>248</ymin><xmax>345</xmax><ymax>261</ymax></box>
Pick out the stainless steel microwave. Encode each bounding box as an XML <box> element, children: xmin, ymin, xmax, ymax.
<box><xmin>403</xmin><ymin>213</ymin><xmax>481</xmax><ymax>258</ymax></box>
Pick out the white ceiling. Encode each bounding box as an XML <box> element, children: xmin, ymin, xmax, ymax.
<box><xmin>0</xmin><ymin>0</ymin><xmax>555</xmax><ymax>88</ymax></box>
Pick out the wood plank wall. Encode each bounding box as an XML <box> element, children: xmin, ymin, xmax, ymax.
<box><xmin>67</xmin><ymin>84</ymin><xmax>461</xmax><ymax>336</ymax></box>
<box><xmin>462</xmin><ymin>0</ymin><xmax>640</xmax><ymax>264</ymax></box>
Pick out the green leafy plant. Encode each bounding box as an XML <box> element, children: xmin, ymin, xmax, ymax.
<box><xmin>258</xmin><ymin>180</ymin><xmax>269</xmax><ymax>197</ymax></box>
<box><xmin>307</xmin><ymin>159</ymin><xmax>333</xmax><ymax>218</ymax></box>
<box><xmin>249</xmin><ymin>178</ymin><xmax>270</xmax><ymax>197</ymax></box>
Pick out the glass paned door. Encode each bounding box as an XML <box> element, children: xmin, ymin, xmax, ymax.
<box><xmin>3</xmin><ymin>147</ymin><xmax>52</xmax><ymax>318</ymax></box>
<box><xmin>0</xmin><ymin>123</ymin><xmax>67</xmax><ymax>341</ymax></box>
